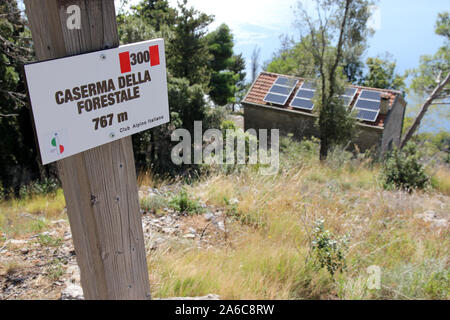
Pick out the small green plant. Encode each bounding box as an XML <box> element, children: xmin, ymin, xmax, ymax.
<box><xmin>220</xmin><ymin>120</ymin><xmax>237</xmax><ymax>131</ymax></box>
<box><xmin>382</xmin><ymin>142</ymin><xmax>430</xmax><ymax>191</ymax></box>
<box><xmin>169</xmin><ymin>190</ymin><xmax>204</xmax><ymax>215</ymax></box>
<box><xmin>311</xmin><ymin>219</ymin><xmax>349</xmax><ymax>276</ymax></box>
<box><xmin>37</xmin><ymin>234</ymin><xmax>63</xmax><ymax>247</ymax></box>
<box><xmin>46</xmin><ymin>258</ymin><xmax>65</xmax><ymax>281</ymax></box>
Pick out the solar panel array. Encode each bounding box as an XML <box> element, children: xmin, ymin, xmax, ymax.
<box><xmin>353</xmin><ymin>90</ymin><xmax>382</xmax><ymax>122</ymax></box>
<box><xmin>290</xmin><ymin>81</ymin><xmax>316</xmax><ymax>111</ymax></box>
<box><xmin>340</xmin><ymin>87</ymin><xmax>357</xmax><ymax>106</ymax></box>
<box><xmin>263</xmin><ymin>76</ymin><xmax>298</xmax><ymax>106</ymax></box>
<box><xmin>262</xmin><ymin>76</ymin><xmax>384</xmax><ymax>124</ymax></box>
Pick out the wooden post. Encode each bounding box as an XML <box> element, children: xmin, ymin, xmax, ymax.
<box><xmin>24</xmin><ymin>0</ymin><xmax>151</xmax><ymax>300</ymax></box>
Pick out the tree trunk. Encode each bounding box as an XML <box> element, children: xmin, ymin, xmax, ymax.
<box><xmin>400</xmin><ymin>72</ymin><xmax>450</xmax><ymax>149</ymax></box>
<box><xmin>320</xmin><ymin>139</ymin><xmax>328</xmax><ymax>161</ymax></box>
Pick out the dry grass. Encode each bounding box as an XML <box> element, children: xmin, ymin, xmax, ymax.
<box><xmin>431</xmin><ymin>166</ymin><xmax>450</xmax><ymax>196</ymax></box>
<box><xmin>148</xmin><ymin>155</ymin><xmax>449</xmax><ymax>300</ymax></box>
<box><xmin>1</xmin><ymin>140</ymin><xmax>448</xmax><ymax>300</ymax></box>
<box><xmin>0</xmin><ymin>189</ymin><xmax>66</xmax><ymax>239</ymax></box>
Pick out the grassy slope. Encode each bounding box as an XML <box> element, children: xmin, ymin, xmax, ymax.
<box><xmin>0</xmin><ymin>140</ymin><xmax>449</xmax><ymax>300</ymax></box>
<box><xmin>149</xmin><ymin>141</ymin><xmax>449</xmax><ymax>300</ymax></box>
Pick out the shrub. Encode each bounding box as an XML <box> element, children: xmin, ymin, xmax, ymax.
<box><xmin>140</xmin><ymin>195</ymin><xmax>169</xmax><ymax>214</ymax></box>
<box><xmin>18</xmin><ymin>178</ymin><xmax>59</xmax><ymax>199</ymax></box>
<box><xmin>169</xmin><ymin>189</ymin><xmax>204</xmax><ymax>215</ymax></box>
<box><xmin>382</xmin><ymin>142</ymin><xmax>430</xmax><ymax>191</ymax></box>
<box><xmin>31</xmin><ymin>178</ymin><xmax>59</xmax><ymax>196</ymax></box>
<box><xmin>201</xmin><ymin>120</ymin><xmax>258</xmax><ymax>175</ymax></box>
<box><xmin>311</xmin><ymin>219</ymin><xmax>349</xmax><ymax>276</ymax></box>
<box><xmin>279</xmin><ymin>136</ymin><xmax>319</xmax><ymax>166</ymax></box>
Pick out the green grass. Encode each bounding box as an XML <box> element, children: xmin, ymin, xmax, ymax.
<box><xmin>168</xmin><ymin>189</ymin><xmax>205</xmax><ymax>215</ymax></box>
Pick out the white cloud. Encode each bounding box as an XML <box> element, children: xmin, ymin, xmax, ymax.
<box><xmin>168</xmin><ymin>0</ymin><xmax>296</xmax><ymax>46</ymax></box>
<box><xmin>116</xmin><ymin>0</ymin><xmax>297</xmax><ymax>46</ymax></box>
<box><xmin>368</xmin><ymin>5</ymin><xmax>382</xmax><ymax>31</ymax></box>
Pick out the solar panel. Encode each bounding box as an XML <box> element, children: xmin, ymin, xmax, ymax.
<box><xmin>360</xmin><ymin>90</ymin><xmax>381</xmax><ymax>101</ymax></box>
<box><xmin>289</xmin><ymin>80</ymin><xmax>316</xmax><ymax>111</ymax></box>
<box><xmin>288</xmin><ymin>82</ymin><xmax>315</xmax><ymax>110</ymax></box>
<box><xmin>263</xmin><ymin>76</ymin><xmax>298</xmax><ymax>105</ymax></box>
<box><xmin>296</xmin><ymin>89</ymin><xmax>315</xmax><ymax>99</ymax></box>
<box><xmin>355</xmin><ymin>99</ymin><xmax>380</xmax><ymax>111</ymax></box>
<box><xmin>301</xmin><ymin>81</ymin><xmax>316</xmax><ymax>90</ymax></box>
<box><xmin>291</xmin><ymin>98</ymin><xmax>314</xmax><ymax>110</ymax></box>
<box><xmin>275</xmin><ymin>77</ymin><xmax>297</xmax><ymax>87</ymax></box>
<box><xmin>352</xmin><ymin>89</ymin><xmax>382</xmax><ymax>122</ymax></box>
<box><xmin>339</xmin><ymin>87</ymin><xmax>357</xmax><ymax>106</ymax></box>
<box><xmin>264</xmin><ymin>93</ymin><xmax>288</xmax><ymax>105</ymax></box>
<box><xmin>344</xmin><ymin>88</ymin><xmax>357</xmax><ymax>97</ymax></box>
<box><xmin>270</xmin><ymin>85</ymin><xmax>293</xmax><ymax>96</ymax></box>
<box><xmin>356</xmin><ymin>109</ymin><xmax>379</xmax><ymax>122</ymax></box>
<box><xmin>340</xmin><ymin>96</ymin><xmax>352</xmax><ymax>106</ymax></box>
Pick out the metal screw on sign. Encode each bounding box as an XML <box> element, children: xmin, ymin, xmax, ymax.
<box><xmin>100</xmin><ymin>54</ymin><xmax>106</xmax><ymax>60</ymax></box>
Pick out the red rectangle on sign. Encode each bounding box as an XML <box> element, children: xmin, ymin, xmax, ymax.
<box><xmin>119</xmin><ymin>51</ymin><xmax>131</xmax><ymax>73</ymax></box>
<box><xmin>149</xmin><ymin>45</ymin><xmax>160</xmax><ymax>66</ymax></box>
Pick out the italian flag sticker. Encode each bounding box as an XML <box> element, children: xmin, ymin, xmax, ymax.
<box><xmin>51</xmin><ymin>133</ymin><xmax>64</xmax><ymax>155</ymax></box>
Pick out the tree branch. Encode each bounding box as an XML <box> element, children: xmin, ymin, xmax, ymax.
<box><xmin>401</xmin><ymin>71</ymin><xmax>450</xmax><ymax>148</ymax></box>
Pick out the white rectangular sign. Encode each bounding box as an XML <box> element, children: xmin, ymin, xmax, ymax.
<box><xmin>25</xmin><ymin>38</ymin><xmax>170</xmax><ymax>165</ymax></box>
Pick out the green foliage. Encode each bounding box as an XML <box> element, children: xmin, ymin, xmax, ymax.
<box><xmin>0</xmin><ymin>0</ymin><xmax>40</xmax><ymax>192</ymax></box>
<box><xmin>279</xmin><ymin>135</ymin><xmax>320</xmax><ymax>166</ymax></box>
<box><xmin>140</xmin><ymin>195</ymin><xmax>169</xmax><ymax>213</ymax></box>
<box><xmin>360</xmin><ymin>54</ymin><xmax>406</xmax><ymax>90</ymax></box>
<box><xmin>18</xmin><ymin>178</ymin><xmax>59</xmax><ymax>199</ymax></box>
<box><xmin>407</xmin><ymin>46</ymin><xmax>449</xmax><ymax>98</ymax></box>
<box><xmin>382</xmin><ymin>142</ymin><xmax>430</xmax><ymax>191</ymax></box>
<box><xmin>46</xmin><ymin>258</ymin><xmax>66</xmax><ymax>281</ymax></box>
<box><xmin>167</xmin><ymin>0</ymin><xmax>214</xmax><ymax>86</ymax></box>
<box><xmin>220</xmin><ymin>120</ymin><xmax>237</xmax><ymax>131</ymax></box>
<box><xmin>295</xmin><ymin>0</ymin><xmax>374</xmax><ymax>159</ymax></box>
<box><xmin>37</xmin><ymin>234</ymin><xmax>63</xmax><ymax>247</ymax></box>
<box><xmin>407</xmin><ymin>11</ymin><xmax>449</xmax><ymax>99</ymax></box>
<box><xmin>266</xmin><ymin>36</ymin><xmax>317</xmax><ymax>78</ymax></box>
<box><xmin>207</xmin><ymin>24</ymin><xmax>246</xmax><ymax>106</ymax></box>
<box><xmin>207</xmin><ymin>24</ymin><xmax>234</xmax><ymax>72</ymax></box>
<box><xmin>117</xmin><ymin>1</ymin><xmax>240</xmax><ymax>177</ymax></box>
<box><xmin>169</xmin><ymin>189</ymin><xmax>204</xmax><ymax>215</ymax></box>
<box><xmin>311</xmin><ymin>219</ymin><xmax>349</xmax><ymax>276</ymax></box>
<box><xmin>117</xmin><ymin>13</ymin><xmax>159</xmax><ymax>44</ymax></box>
<box><xmin>315</xmin><ymin>79</ymin><xmax>358</xmax><ymax>159</ymax></box>
<box><xmin>129</xmin><ymin>0</ymin><xmax>177</xmax><ymax>32</ymax></box>
<box><xmin>228</xmin><ymin>53</ymin><xmax>247</xmax><ymax>109</ymax></box>
<box><xmin>209</xmin><ymin>71</ymin><xmax>240</xmax><ymax>106</ymax></box>
<box><xmin>435</xmin><ymin>11</ymin><xmax>450</xmax><ymax>40</ymax></box>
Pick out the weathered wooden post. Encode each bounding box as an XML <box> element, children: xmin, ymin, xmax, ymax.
<box><xmin>24</xmin><ymin>0</ymin><xmax>157</xmax><ymax>299</ymax></box>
